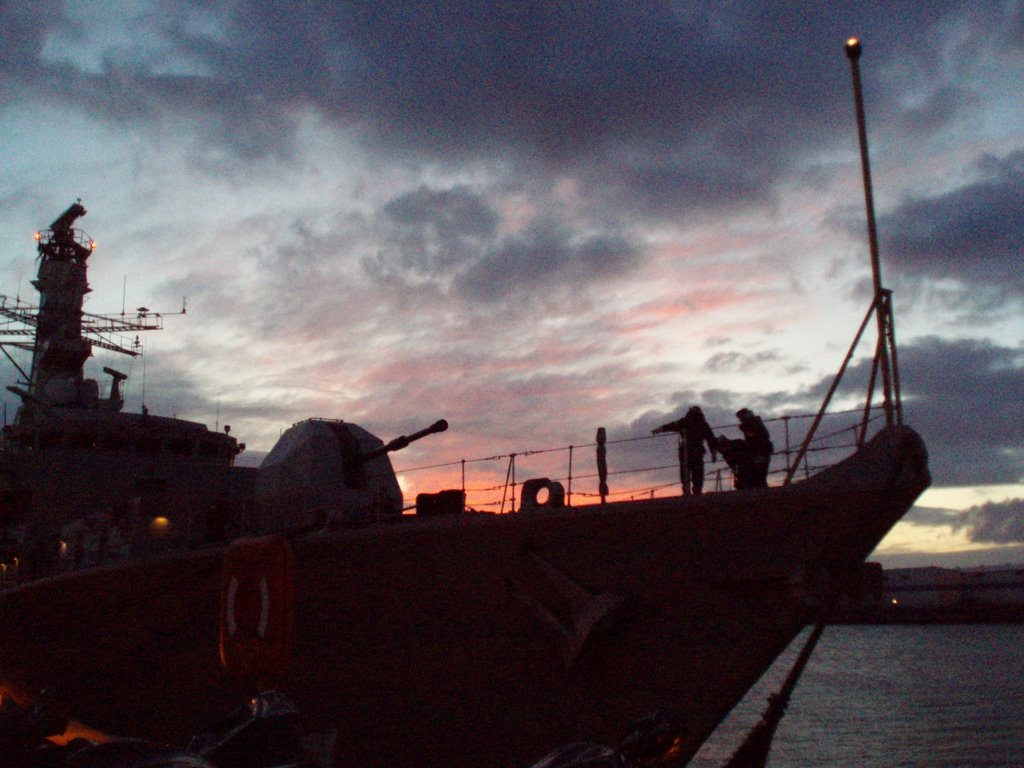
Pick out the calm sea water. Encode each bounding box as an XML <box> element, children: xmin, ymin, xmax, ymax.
<box><xmin>688</xmin><ymin>624</ymin><xmax>1024</xmax><ymax>768</ymax></box>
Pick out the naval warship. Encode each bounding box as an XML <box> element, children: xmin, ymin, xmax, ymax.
<box><xmin>0</xmin><ymin>39</ymin><xmax>931</xmax><ymax>768</ymax></box>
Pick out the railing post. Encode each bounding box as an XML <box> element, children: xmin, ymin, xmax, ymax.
<box><xmin>567</xmin><ymin>444</ymin><xmax>574</xmax><ymax>508</ymax></box>
<box><xmin>499</xmin><ymin>453</ymin><xmax>516</xmax><ymax>514</ymax></box>
<box><xmin>783</xmin><ymin>415</ymin><xmax>792</xmax><ymax>477</ymax></box>
<box><xmin>460</xmin><ymin>459</ymin><xmax>466</xmax><ymax>512</ymax></box>
<box><xmin>511</xmin><ymin>454</ymin><xmax>517</xmax><ymax>513</ymax></box>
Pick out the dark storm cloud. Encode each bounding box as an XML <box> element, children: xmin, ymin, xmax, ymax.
<box><xmin>265</xmin><ymin>1</ymin><xmax>979</xmax><ymax>159</ymax></box>
<box><xmin>7</xmin><ymin>2</ymin><xmax>1015</xmax><ymax>210</ymax></box>
<box><xmin>454</xmin><ymin>219</ymin><xmax>637</xmax><ymax>302</ymax></box>
<box><xmin>632</xmin><ymin>334</ymin><xmax>1023</xmax><ymax>490</ymax></box>
<box><xmin>0</xmin><ymin>0</ymin><xmax>63</xmax><ymax>75</ymax></box>
<box><xmin>704</xmin><ymin>349</ymin><xmax>781</xmax><ymax>374</ymax></box>
<box><xmin>806</xmin><ymin>335</ymin><xmax>1024</xmax><ymax>486</ymax></box>
<box><xmin>375</xmin><ymin>185</ymin><xmax>499</xmax><ymax>279</ymax></box>
<box><xmin>363</xmin><ymin>185</ymin><xmax>639</xmax><ymax>303</ymax></box>
<box><xmin>903</xmin><ymin>500</ymin><xmax>1024</xmax><ymax>545</ymax></box>
<box><xmin>894</xmin><ymin>86</ymin><xmax>980</xmax><ymax>137</ymax></box>
<box><xmin>879</xmin><ymin>150</ymin><xmax>1024</xmax><ymax>298</ymax></box>
<box><xmin>953</xmin><ymin>498</ymin><xmax>1024</xmax><ymax>544</ymax></box>
<box><xmin>900</xmin><ymin>505</ymin><xmax>962</xmax><ymax>528</ymax></box>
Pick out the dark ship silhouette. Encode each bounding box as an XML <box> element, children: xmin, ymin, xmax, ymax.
<box><xmin>0</xmin><ymin>203</ymin><xmax>249</xmax><ymax>578</ymax></box>
<box><xmin>0</xmin><ymin>40</ymin><xmax>931</xmax><ymax>768</ymax></box>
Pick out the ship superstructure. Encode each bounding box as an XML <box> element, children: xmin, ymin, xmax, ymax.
<box><xmin>0</xmin><ymin>203</ymin><xmax>247</xmax><ymax>580</ymax></box>
<box><xmin>0</xmin><ymin>204</ymin><xmax>932</xmax><ymax>768</ymax></box>
<box><xmin>0</xmin><ymin>42</ymin><xmax>936</xmax><ymax>768</ymax></box>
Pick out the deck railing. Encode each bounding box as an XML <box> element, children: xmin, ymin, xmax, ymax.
<box><xmin>397</xmin><ymin>406</ymin><xmax>887</xmax><ymax>513</ymax></box>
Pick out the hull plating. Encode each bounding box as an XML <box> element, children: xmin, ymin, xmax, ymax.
<box><xmin>0</xmin><ymin>425</ymin><xmax>929</xmax><ymax>768</ymax></box>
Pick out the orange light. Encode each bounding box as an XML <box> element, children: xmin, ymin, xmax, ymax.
<box><xmin>47</xmin><ymin>718</ymin><xmax>113</xmax><ymax>746</ymax></box>
<box><xmin>890</xmin><ymin>597</ymin><xmax>899</xmax><ymax>606</ymax></box>
<box><xmin>150</xmin><ymin>516</ymin><xmax>171</xmax><ymax>536</ymax></box>
<box><xmin>845</xmin><ymin>37</ymin><xmax>862</xmax><ymax>61</ymax></box>
<box><xmin>34</xmin><ymin>231</ymin><xmax>42</xmax><ymax>241</ymax></box>
<box><xmin>89</xmin><ymin>240</ymin><xmax>97</xmax><ymax>249</ymax></box>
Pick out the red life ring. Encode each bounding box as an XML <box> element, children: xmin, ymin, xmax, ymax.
<box><xmin>219</xmin><ymin>535</ymin><xmax>294</xmax><ymax>681</ymax></box>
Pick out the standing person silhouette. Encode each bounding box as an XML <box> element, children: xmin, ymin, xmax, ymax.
<box><xmin>653</xmin><ymin>406</ymin><xmax>718</xmax><ymax>495</ymax></box>
<box><xmin>736</xmin><ymin>408</ymin><xmax>773</xmax><ymax>487</ymax></box>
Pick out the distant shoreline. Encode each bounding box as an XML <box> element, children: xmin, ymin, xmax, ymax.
<box><xmin>830</xmin><ymin>604</ymin><xmax>1024</xmax><ymax>625</ymax></box>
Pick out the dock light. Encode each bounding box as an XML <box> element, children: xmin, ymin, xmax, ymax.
<box><xmin>845</xmin><ymin>37</ymin><xmax>862</xmax><ymax>60</ymax></box>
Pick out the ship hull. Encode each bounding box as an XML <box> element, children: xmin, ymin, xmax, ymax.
<box><xmin>0</xmin><ymin>425</ymin><xmax>929</xmax><ymax>767</ymax></box>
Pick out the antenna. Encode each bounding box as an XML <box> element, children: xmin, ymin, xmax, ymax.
<box><xmin>141</xmin><ymin>348</ymin><xmax>147</xmax><ymax>412</ymax></box>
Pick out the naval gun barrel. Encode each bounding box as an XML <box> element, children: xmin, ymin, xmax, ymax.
<box><xmin>49</xmin><ymin>203</ymin><xmax>87</xmax><ymax>234</ymax></box>
<box><xmin>360</xmin><ymin>419</ymin><xmax>448</xmax><ymax>462</ymax></box>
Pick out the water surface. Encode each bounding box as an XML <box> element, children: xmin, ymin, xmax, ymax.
<box><xmin>689</xmin><ymin>624</ymin><xmax>1024</xmax><ymax>767</ymax></box>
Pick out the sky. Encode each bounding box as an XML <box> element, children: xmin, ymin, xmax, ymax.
<box><xmin>1</xmin><ymin>1</ymin><xmax>1021</xmax><ymax>568</ymax></box>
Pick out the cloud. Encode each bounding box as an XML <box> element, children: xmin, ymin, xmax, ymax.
<box><xmin>0</xmin><ymin>1</ymin><xmax>64</xmax><ymax>77</ymax></box>
<box><xmin>362</xmin><ymin>185</ymin><xmax>498</xmax><ymax>287</ymax></box>
<box><xmin>900</xmin><ymin>505</ymin><xmax>963</xmax><ymax>528</ymax></box>
<box><xmin>631</xmin><ymin>334</ymin><xmax>1024</xmax><ymax>490</ymax></box>
<box><xmin>7</xmin><ymin>2</ymin><xmax>1018</xmax><ymax>216</ymax></box>
<box><xmin>704</xmin><ymin>349</ymin><xmax>781</xmax><ymax>374</ymax></box>
<box><xmin>363</xmin><ymin>185</ymin><xmax>640</xmax><ymax>304</ymax></box>
<box><xmin>799</xmin><ymin>335</ymin><xmax>1024</xmax><ymax>486</ymax></box>
<box><xmin>454</xmin><ymin>219</ymin><xmax>638</xmax><ymax>303</ymax></box>
<box><xmin>900</xmin><ymin>499</ymin><xmax>1024</xmax><ymax>546</ymax></box>
<box><xmin>952</xmin><ymin>498</ymin><xmax>1024</xmax><ymax>544</ymax></box>
<box><xmin>880</xmin><ymin>150</ymin><xmax>1024</xmax><ymax>303</ymax></box>
<box><xmin>895</xmin><ymin>337</ymin><xmax>1023</xmax><ymax>486</ymax></box>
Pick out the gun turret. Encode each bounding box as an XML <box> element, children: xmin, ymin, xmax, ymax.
<box><xmin>360</xmin><ymin>419</ymin><xmax>448</xmax><ymax>462</ymax></box>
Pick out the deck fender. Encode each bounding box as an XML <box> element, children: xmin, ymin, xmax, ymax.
<box><xmin>219</xmin><ymin>535</ymin><xmax>294</xmax><ymax>682</ymax></box>
<box><xmin>520</xmin><ymin>478</ymin><xmax>566</xmax><ymax>512</ymax></box>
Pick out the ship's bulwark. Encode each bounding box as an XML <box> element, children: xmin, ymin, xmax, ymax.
<box><xmin>0</xmin><ymin>426</ymin><xmax>929</xmax><ymax>768</ymax></box>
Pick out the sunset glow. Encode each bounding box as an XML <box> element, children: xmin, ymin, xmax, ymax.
<box><xmin>1</xmin><ymin>3</ymin><xmax>1021</xmax><ymax>568</ymax></box>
